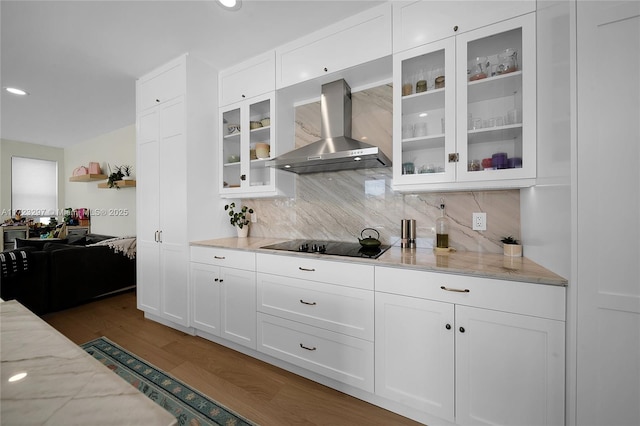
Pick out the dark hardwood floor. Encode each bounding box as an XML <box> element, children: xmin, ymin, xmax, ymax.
<box><xmin>42</xmin><ymin>291</ymin><xmax>421</xmax><ymax>426</ymax></box>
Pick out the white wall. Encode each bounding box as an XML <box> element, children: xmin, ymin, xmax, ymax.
<box><xmin>64</xmin><ymin>125</ymin><xmax>136</xmax><ymax>236</ymax></box>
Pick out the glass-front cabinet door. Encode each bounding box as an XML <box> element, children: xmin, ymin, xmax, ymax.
<box><xmin>456</xmin><ymin>13</ymin><xmax>536</xmax><ymax>183</ymax></box>
<box><xmin>393</xmin><ymin>37</ymin><xmax>456</xmax><ymax>187</ymax></box>
<box><xmin>219</xmin><ymin>92</ymin><xmax>278</xmax><ymax>197</ymax></box>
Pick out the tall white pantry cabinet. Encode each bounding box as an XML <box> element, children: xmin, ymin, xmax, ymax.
<box><xmin>136</xmin><ymin>54</ymin><xmax>217</xmax><ymax>328</ymax></box>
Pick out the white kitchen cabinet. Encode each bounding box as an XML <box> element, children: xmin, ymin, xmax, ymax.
<box><xmin>136</xmin><ymin>59</ymin><xmax>185</xmax><ymax>111</ymax></box>
<box><xmin>393</xmin><ymin>37</ymin><xmax>457</xmax><ymax>185</ymax></box>
<box><xmin>455</xmin><ymin>305</ymin><xmax>565</xmax><ymax>426</ymax></box>
<box><xmin>256</xmin><ymin>253</ymin><xmax>375</xmax><ymax>392</ymax></box>
<box><xmin>375</xmin><ymin>292</ymin><xmax>455</xmax><ymax>422</ymax></box>
<box><xmin>218</xmin><ymin>51</ymin><xmax>275</xmax><ymax>107</ymax></box>
<box><xmin>275</xmin><ymin>3</ymin><xmax>391</xmax><ymax>89</ymax></box>
<box><xmin>219</xmin><ymin>91</ymin><xmax>294</xmax><ymax>198</ymax></box>
<box><xmin>190</xmin><ymin>262</ymin><xmax>221</xmax><ymax>335</ymax></box>
<box><xmin>393</xmin><ymin>0</ymin><xmax>535</xmax><ymax>53</ymax></box>
<box><xmin>136</xmin><ymin>54</ymin><xmax>215</xmax><ymax>328</ymax></box>
<box><xmin>190</xmin><ymin>246</ymin><xmax>256</xmax><ymax>349</ymax></box>
<box><xmin>375</xmin><ymin>266</ymin><xmax>565</xmax><ymax>425</ymax></box>
<box><xmin>393</xmin><ymin>13</ymin><xmax>536</xmax><ymax>192</ymax></box>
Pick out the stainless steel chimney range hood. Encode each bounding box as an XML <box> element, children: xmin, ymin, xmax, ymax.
<box><xmin>267</xmin><ymin>79</ymin><xmax>391</xmax><ymax>174</ymax></box>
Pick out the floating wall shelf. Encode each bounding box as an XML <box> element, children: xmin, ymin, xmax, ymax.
<box><xmin>69</xmin><ymin>174</ymin><xmax>107</xmax><ymax>182</ymax></box>
<box><xmin>97</xmin><ymin>180</ymin><xmax>137</xmax><ymax>189</ymax></box>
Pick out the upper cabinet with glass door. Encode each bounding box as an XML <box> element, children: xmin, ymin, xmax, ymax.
<box><xmin>393</xmin><ymin>37</ymin><xmax>456</xmax><ymax>187</ymax></box>
<box><xmin>393</xmin><ymin>12</ymin><xmax>536</xmax><ymax>192</ymax></box>
<box><xmin>456</xmin><ymin>13</ymin><xmax>536</xmax><ymax>184</ymax></box>
<box><xmin>220</xmin><ymin>92</ymin><xmax>293</xmax><ymax>198</ymax></box>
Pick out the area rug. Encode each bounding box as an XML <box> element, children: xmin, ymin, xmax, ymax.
<box><xmin>81</xmin><ymin>337</ymin><xmax>257</xmax><ymax>426</ymax></box>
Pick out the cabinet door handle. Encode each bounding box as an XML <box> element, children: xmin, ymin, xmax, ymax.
<box><xmin>459</xmin><ymin>327</ymin><xmax>466</xmax><ymax>333</ymax></box>
<box><xmin>453</xmin><ymin>25</ymin><xmax>459</xmax><ymax>32</ymax></box>
<box><xmin>240</xmin><ymin>174</ymin><xmax>246</xmax><ymax>181</ymax></box>
<box><xmin>214</xmin><ymin>278</ymin><xmax>219</xmax><ymax>282</ymax></box>
<box><xmin>323</xmin><ymin>67</ymin><xmax>328</xmax><ymax>72</ymax></box>
<box><xmin>242</xmin><ymin>94</ymin><xmax>246</xmax><ymax>98</ymax></box>
<box><xmin>155</xmin><ymin>98</ymin><xmax>160</xmax><ymax>103</ymax></box>
<box><xmin>214</xmin><ymin>256</ymin><xmax>226</xmax><ymax>260</ymax></box>
<box><xmin>154</xmin><ymin>230</ymin><xmax>159</xmax><ymax>242</ymax></box>
<box><xmin>300</xmin><ymin>299</ymin><xmax>317</xmax><ymax>306</ymax></box>
<box><xmin>299</xmin><ymin>343</ymin><xmax>317</xmax><ymax>351</ymax></box>
<box><xmin>158</xmin><ymin>230</ymin><xmax>162</xmax><ymax>243</ymax></box>
<box><xmin>445</xmin><ymin>324</ymin><xmax>451</xmax><ymax>330</ymax></box>
<box><xmin>298</xmin><ymin>267</ymin><xmax>316</xmax><ymax>272</ymax></box>
<box><xmin>440</xmin><ymin>286</ymin><xmax>469</xmax><ymax>293</ymax></box>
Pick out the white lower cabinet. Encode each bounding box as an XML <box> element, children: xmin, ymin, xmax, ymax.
<box><xmin>256</xmin><ymin>253</ymin><xmax>375</xmax><ymax>392</ymax></box>
<box><xmin>375</xmin><ymin>266</ymin><xmax>566</xmax><ymax>426</ymax></box>
<box><xmin>375</xmin><ymin>292</ymin><xmax>455</xmax><ymax>422</ymax></box>
<box><xmin>190</xmin><ymin>247</ymin><xmax>256</xmax><ymax>349</ymax></box>
<box><xmin>455</xmin><ymin>305</ymin><xmax>565</xmax><ymax>426</ymax></box>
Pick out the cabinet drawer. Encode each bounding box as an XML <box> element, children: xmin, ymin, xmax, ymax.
<box><xmin>219</xmin><ymin>51</ymin><xmax>275</xmax><ymax>107</ymax></box>
<box><xmin>257</xmin><ymin>273</ymin><xmax>374</xmax><ymax>340</ymax></box>
<box><xmin>275</xmin><ymin>3</ymin><xmax>391</xmax><ymax>88</ymax></box>
<box><xmin>257</xmin><ymin>313</ymin><xmax>374</xmax><ymax>392</ymax></box>
<box><xmin>375</xmin><ymin>267</ymin><xmax>565</xmax><ymax>321</ymax></box>
<box><xmin>137</xmin><ymin>56</ymin><xmax>186</xmax><ymax>111</ymax></box>
<box><xmin>190</xmin><ymin>246</ymin><xmax>255</xmax><ymax>271</ymax></box>
<box><xmin>257</xmin><ymin>253</ymin><xmax>374</xmax><ymax>290</ymax></box>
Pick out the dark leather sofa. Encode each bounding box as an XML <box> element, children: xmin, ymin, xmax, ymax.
<box><xmin>0</xmin><ymin>234</ymin><xmax>135</xmax><ymax>315</ymax></box>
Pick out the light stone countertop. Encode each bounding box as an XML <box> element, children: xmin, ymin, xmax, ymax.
<box><xmin>191</xmin><ymin>237</ymin><xmax>568</xmax><ymax>286</ymax></box>
<box><xmin>0</xmin><ymin>300</ymin><xmax>177</xmax><ymax>426</ymax></box>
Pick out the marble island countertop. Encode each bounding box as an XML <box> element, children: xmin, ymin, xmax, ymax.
<box><xmin>0</xmin><ymin>300</ymin><xmax>177</xmax><ymax>426</ymax></box>
<box><xmin>191</xmin><ymin>237</ymin><xmax>567</xmax><ymax>286</ymax></box>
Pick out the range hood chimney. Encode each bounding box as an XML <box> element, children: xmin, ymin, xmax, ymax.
<box><xmin>267</xmin><ymin>79</ymin><xmax>391</xmax><ymax>174</ymax></box>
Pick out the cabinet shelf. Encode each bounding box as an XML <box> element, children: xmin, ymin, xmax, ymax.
<box><xmin>224</xmin><ymin>133</ymin><xmax>241</xmax><ymax>140</ymax></box>
<box><xmin>467</xmin><ymin>124</ymin><xmax>522</xmax><ymax>144</ymax></box>
<box><xmin>402</xmin><ymin>134</ymin><xmax>445</xmax><ymax>151</ymax></box>
<box><xmin>250</xmin><ymin>158</ymin><xmax>271</xmax><ymax>168</ymax></box>
<box><xmin>97</xmin><ymin>180</ymin><xmax>137</xmax><ymax>189</ymax></box>
<box><xmin>69</xmin><ymin>174</ymin><xmax>107</xmax><ymax>182</ymax></box>
<box><xmin>467</xmin><ymin>71</ymin><xmax>522</xmax><ymax>104</ymax></box>
<box><xmin>402</xmin><ymin>88</ymin><xmax>445</xmax><ymax>114</ymax></box>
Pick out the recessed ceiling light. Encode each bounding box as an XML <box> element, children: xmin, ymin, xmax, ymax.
<box><xmin>419</xmin><ymin>112</ymin><xmax>428</xmax><ymax>117</ymax></box>
<box><xmin>5</xmin><ymin>87</ymin><xmax>29</xmax><ymax>96</ymax></box>
<box><xmin>218</xmin><ymin>0</ymin><xmax>241</xmax><ymax>10</ymax></box>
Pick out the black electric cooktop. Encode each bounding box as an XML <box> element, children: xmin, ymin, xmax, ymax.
<box><xmin>261</xmin><ymin>239</ymin><xmax>391</xmax><ymax>259</ymax></box>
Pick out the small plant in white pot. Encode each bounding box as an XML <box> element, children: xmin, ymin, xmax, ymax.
<box><xmin>224</xmin><ymin>202</ymin><xmax>254</xmax><ymax>238</ymax></box>
<box><xmin>501</xmin><ymin>236</ymin><xmax>522</xmax><ymax>257</ymax></box>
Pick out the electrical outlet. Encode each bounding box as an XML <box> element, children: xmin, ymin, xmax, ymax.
<box><xmin>472</xmin><ymin>212</ymin><xmax>486</xmax><ymax>231</ymax></box>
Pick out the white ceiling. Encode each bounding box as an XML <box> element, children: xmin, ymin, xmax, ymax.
<box><xmin>0</xmin><ymin>0</ymin><xmax>382</xmax><ymax>148</ymax></box>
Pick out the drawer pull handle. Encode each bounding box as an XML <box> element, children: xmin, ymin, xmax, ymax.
<box><xmin>440</xmin><ymin>286</ymin><xmax>470</xmax><ymax>293</ymax></box>
<box><xmin>299</xmin><ymin>343</ymin><xmax>316</xmax><ymax>351</ymax></box>
<box><xmin>300</xmin><ymin>299</ymin><xmax>317</xmax><ymax>306</ymax></box>
<box><xmin>298</xmin><ymin>267</ymin><xmax>316</xmax><ymax>272</ymax></box>
<box><xmin>214</xmin><ymin>256</ymin><xmax>226</xmax><ymax>259</ymax></box>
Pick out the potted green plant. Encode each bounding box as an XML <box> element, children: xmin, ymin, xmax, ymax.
<box><xmin>107</xmin><ymin>164</ymin><xmax>124</xmax><ymax>189</ymax></box>
<box><xmin>501</xmin><ymin>236</ymin><xmax>522</xmax><ymax>257</ymax></box>
<box><xmin>120</xmin><ymin>165</ymin><xmax>133</xmax><ymax>180</ymax></box>
<box><xmin>224</xmin><ymin>202</ymin><xmax>254</xmax><ymax>238</ymax></box>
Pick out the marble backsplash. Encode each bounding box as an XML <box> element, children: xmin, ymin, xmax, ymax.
<box><xmin>242</xmin><ymin>84</ymin><xmax>520</xmax><ymax>253</ymax></box>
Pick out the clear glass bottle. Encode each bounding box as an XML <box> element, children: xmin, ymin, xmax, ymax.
<box><xmin>435</xmin><ymin>200</ymin><xmax>449</xmax><ymax>248</ymax></box>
